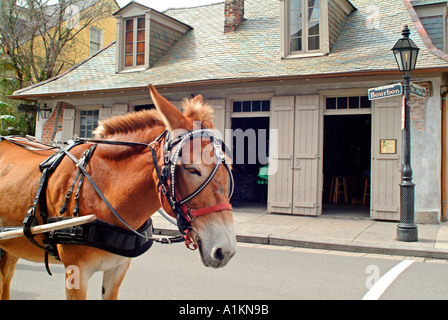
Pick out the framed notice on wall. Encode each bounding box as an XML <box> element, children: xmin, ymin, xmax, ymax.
<box><xmin>380</xmin><ymin>139</ymin><xmax>397</xmax><ymax>154</ymax></box>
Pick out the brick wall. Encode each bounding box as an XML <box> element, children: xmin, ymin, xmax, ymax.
<box><xmin>41</xmin><ymin>102</ymin><xmax>65</xmax><ymax>144</ymax></box>
<box><xmin>224</xmin><ymin>0</ymin><xmax>244</xmax><ymax>33</ymax></box>
<box><xmin>410</xmin><ymin>81</ymin><xmax>433</xmax><ymax>131</ymax></box>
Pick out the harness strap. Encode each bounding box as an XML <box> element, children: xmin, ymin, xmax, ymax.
<box><xmin>180</xmin><ymin>203</ymin><xmax>233</xmax><ymax>223</ymax></box>
<box><xmin>61</xmin><ymin>147</ymin><xmax>156</xmax><ymax>240</ymax></box>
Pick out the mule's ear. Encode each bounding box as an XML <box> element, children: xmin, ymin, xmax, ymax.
<box><xmin>192</xmin><ymin>94</ymin><xmax>204</xmax><ymax>105</ymax></box>
<box><xmin>149</xmin><ymin>84</ymin><xmax>188</xmax><ymax>131</ymax></box>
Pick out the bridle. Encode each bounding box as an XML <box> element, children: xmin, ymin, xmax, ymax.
<box><xmin>149</xmin><ymin>128</ymin><xmax>234</xmax><ymax>249</ymax></box>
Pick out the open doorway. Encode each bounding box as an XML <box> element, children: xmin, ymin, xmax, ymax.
<box><xmin>323</xmin><ymin>114</ymin><xmax>371</xmax><ymax>218</ymax></box>
<box><xmin>231</xmin><ymin>117</ymin><xmax>269</xmax><ymax>211</ymax></box>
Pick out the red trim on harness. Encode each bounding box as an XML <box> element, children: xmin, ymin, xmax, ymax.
<box><xmin>180</xmin><ymin>203</ymin><xmax>232</xmax><ymax>222</ymax></box>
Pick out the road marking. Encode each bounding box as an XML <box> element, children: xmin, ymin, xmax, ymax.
<box><xmin>362</xmin><ymin>259</ymin><xmax>415</xmax><ymax>300</ymax></box>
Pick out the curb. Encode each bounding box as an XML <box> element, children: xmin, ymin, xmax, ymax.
<box><xmin>154</xmin><ymin>228</ymin><xmax>448</xmax><ymax>260</ymax></box>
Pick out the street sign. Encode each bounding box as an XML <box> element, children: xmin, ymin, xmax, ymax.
<box><xmin>368</xmin><ymin>83</ymin><xmax>403</xmax><ymax>100</ymax></box>
<box><xmin>410</xmin><ymin>82</ymin><xmax>427</xmax><ymax>99</ymax></box>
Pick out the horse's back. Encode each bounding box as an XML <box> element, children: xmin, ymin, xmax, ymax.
<box><xmin>0</xmin><ymin>140</ymin><xmax>54</xmax><ymax>225</ymax></box>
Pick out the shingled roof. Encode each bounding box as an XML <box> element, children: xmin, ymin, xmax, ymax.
<box><xmin>11</xmin><ymin>0</ymin><xmax>448</xmax><ymax>98</ymax></box>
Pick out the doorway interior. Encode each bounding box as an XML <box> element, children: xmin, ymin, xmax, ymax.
<box><xmin>231</xmin><ymin>117</ymin><xmax>269</xmax><ymax>210</ymax></box>
<box><xmin>323</xmin><ymin>114</ymin><xmax>371</xmax><ymax>218</ymax></box>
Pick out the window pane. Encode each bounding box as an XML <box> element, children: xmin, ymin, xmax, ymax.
<box><xmin>126</xmin><ymin>31</ymin><xmax>133</xmax><ymax>43</ymax></box>
<box><xmin>308</xmin><ymin>6</ymin><xmax>319</xmax><ymax>22</ymax></box>
<box><xmin>308</xmin><ymin>22</ymin><xmax>319</xmax><ymax>36</ymax></box>
<box><xmin>137</xmin><ymin>42</ymin><xmax>145</xmax><ymax>53</ymax></box>
<box><xmin>125</xmin><ymin>43</ymin><xmax>133</xmax><ymax>54</ymax></box>
<box><xmin>349</xmin><ymin>96</ymin><xmax>360</xmax><ymax>109</ymax></box>
<box><xmin>137</xmin><ymin>17</ymin><xmax>145</xmax><ymax>30</ymax></box>
<box><xmin>360</xmin><ymin>96</ymin><xmax>371</xmax><ymax>108</ymax></box>
<box><xmin>337</xmin><ymin>97</ymin><xmax>348</xmax><ymax>109</ymax></box>
<box><xmin>126</xmin><ymin>19</ymin><xmax>133</xmax><ymax>31</ymax></box>
<box><xmin>262</xmin><ymin>100</ymin><xmax>270</xmax><ymax>111</ymax></box>
<box><xmin>252</xmin><ymin>100</ymin><xmax>261</xmax><ymax>112</ymax></box>
<box><xmin>308</xmin><ymin>0</ymin><xmax>319</xmax><ymax>6</ymax></box>
<box><xmin>326</xmin><ymin>97</ymin><xmax>336</xmax><ymax>109</ymax></box>
<box><xmin>137</xmin><ymin>30</ymin><xmax>145</xmax><ymax>41</ymax></box>
<box><xmin>243</xmin><ymin>101</ymin><xmax>251</xmax><ymax>112</ymax></box>
<box><xmin>125</xmin><ymin>55</ymin><xmax>133</xmax><ymax>67</ymax></box>
<box><xmin>308</xmin><ymin>35</ymin><xmax>319</xmax><ymax>50</ymax></box>
<box><xmin>137</xmin><ymin>54</ymin><xmax>145</xmax><ymax>65</ymax></box>
<box><xmin>233</xmin><ymin>101</ymin><xmax>241</xmax><ymax>112</ymax></box>
<box><xmin>290</xmin><ymin>11</ymin><xmax>302</xmax><ymax>37</ymax></box>
<box><xmin>90</xmin><ymin>28</ymin><xmax>100</xmax><ymax>42</ymax></box>
<box><xmin>291</xmin><ymin>37</ymin><xmax>302</xmax><ymax>51</ymax></box>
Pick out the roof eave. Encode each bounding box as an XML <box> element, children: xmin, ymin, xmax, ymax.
<box><xmin>9</xmin><ymin>66</ymin><xmax>448</xmax><ymax>101</ymax></box>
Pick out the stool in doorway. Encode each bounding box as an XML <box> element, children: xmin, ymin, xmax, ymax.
<box><xmin>329</xmin><ymin>176</ymin><xmax>348</xmax><ymax>204</ymax></box>
<box><xmin>363</xmin><ymin>177</ymin><xmax>370</xmax><ymax>206</ymax></box>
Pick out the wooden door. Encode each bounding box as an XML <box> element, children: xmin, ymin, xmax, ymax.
<box><xmin>371</xmin><ymin>96</ymin><xmax>402</xmax><ymax>220</ymax></box>
<box><xmin>293</xmin><ymin>95</ymin><xmax>321</xmax><ymax>215</ymax></box>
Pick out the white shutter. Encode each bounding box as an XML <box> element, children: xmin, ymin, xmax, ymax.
<box><xmin>112</xmin><ymin>104</ymin><xmax>128</xmax><ymax>115</ymax></box>
<box><xmin>206</xmin><ymin>99</ymin><xmax>226</xmax><ymax>142</ymax></box>
<box><xmin>371</xmin><ymin>96</ymin><xmax>402</xmax><ymax>221</ymax></box>
<box><xmin>293</xmin><ymin>95</ymin><xmax>321</xmax><ymax>216</ymax></box>
<box><xmin>99</xmin><ymin>107</ymin><xmax>112</xmax><ymax>121</ymax></box>
<box><xmin>268</xmin><ymin>96</ymin><xmax>295</xmax><ymax>214</ymax></box>
<box><xmin>61</xmin><ymin>108</ymin><xmax>75</xmax><ymax>142</ymax></box>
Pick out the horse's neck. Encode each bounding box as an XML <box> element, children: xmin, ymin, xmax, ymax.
<box><xmin>83</xmin><ymin>127</ymin><xmax>165</xmax><ymax>228</ymax></box>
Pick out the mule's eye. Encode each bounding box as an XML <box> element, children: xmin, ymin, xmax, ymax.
<box><xmin>185</xmin><ymin>167</ymin><xmax>201</xmax><ymax>176</ymax></box>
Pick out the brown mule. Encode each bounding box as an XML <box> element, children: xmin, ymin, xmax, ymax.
<box><xmin>0</xmin><ymin>85</ymin><xmax>236</xmax><ymax>299</ymax></box>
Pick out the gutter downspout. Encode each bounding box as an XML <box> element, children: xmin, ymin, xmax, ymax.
<box><xmin>442</xmin><ymin>91</ymin><xmax>448</xmax><ymax>221</ymax></box>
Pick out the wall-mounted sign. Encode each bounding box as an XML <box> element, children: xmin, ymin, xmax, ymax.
<box><xmin>410</xmin><ymin>82</ymin><xmax>427</xmax><ymax>99</ymax></box>
<box><xmin>368</xmin><ymin>84</ymin><xmax>402</xmax><ymax>101</ymax></box>
<box><xmin>380</xmin><ymin>139</ymin><xmax>397</xmax><ymax>154</ymax></box>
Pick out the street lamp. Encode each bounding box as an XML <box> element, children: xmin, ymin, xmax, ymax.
<box><xmin>392</xmin><ymin>25</ymin><xmax>419</xmax><ymax>242</ymax></box>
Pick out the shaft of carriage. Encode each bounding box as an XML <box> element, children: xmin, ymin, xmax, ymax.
<box><xmin>0</xmin><ymin>214</ymin><xmax>97</xmax><ymax>241</ymax></box>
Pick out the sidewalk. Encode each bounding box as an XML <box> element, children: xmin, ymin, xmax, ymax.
<box><xmin>152</xmin><ymin>208</ymin><xmax>448</xmax><ymax>260</ymax></box>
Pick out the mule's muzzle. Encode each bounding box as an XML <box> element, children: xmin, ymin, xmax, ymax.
<box><xmin>197</xmin><ymin>236</ymin><xmax>236</xmax><ymax>268</ymax></box>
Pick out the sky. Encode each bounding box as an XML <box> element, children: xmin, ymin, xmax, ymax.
<box><xmin>115</xmin><ymin>0</ymin><xmax>223</xmax><ymax>12</ymax></box>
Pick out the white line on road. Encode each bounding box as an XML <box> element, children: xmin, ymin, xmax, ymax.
<box><xmin>362</xmin><ymin>259</ymin><xmax>415</xmax><ymax>300</ymax></box>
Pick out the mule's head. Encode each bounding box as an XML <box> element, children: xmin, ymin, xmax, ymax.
<box><xmin>149</xmin><ymin>85</ymin><xmax>236</xmax><ymax>268</ymax></box>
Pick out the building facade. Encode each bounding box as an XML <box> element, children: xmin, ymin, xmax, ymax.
<box><xmin>10</xmin><ymin>0</ymin><xmax>448</xmax><ymax>223</ymax></box>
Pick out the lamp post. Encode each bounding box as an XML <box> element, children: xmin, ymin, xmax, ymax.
<box><xmin>391</xmin><ymin>25</ymin><xmax>419</xmax><ymax>242</ymax></box>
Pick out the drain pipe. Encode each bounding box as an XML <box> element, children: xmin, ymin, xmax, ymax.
<box><xmin>442</xmin><ymin>91</ymin><xmax>448</xmax><ymax>221</ymax></box>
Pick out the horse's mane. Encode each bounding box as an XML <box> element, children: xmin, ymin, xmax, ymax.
<box><xmin>93</xmin><ymin>109</ymin><xmax>163</xmax><ymax>139</ymax></box>
<box><xmin>182</xmin><ymin>97</ymin><xmax>214</xmax><ymax>124</ymax></box>
<box><xmin>93</xmin><ymin>97</ymin><xmax>214</xmax><ymax>139</ymax></box>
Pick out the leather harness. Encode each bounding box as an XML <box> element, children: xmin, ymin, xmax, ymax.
<box><xmin>0</xmin><ymin>129</ymin><xmax>233</xmax><ymax>274</ymax></box>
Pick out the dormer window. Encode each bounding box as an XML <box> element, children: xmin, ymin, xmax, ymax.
<box><xmin>113</xmin><ymin>2</ymin><xmax>192</xmax><ymax>73</ymax></box>
<box><xmin>290</xmin><ymin>0</ymin><xmax>320</xmax><ymax>53</ymax></box>
<box><xmin>125</xmin><ymin>17</ymin><xmax>145</xmax><ymax>67</ymax></box>
<box><xmin>280</xmin><ymin>0</ymin><xmax>355</xmax><ymax>58</ymax></box>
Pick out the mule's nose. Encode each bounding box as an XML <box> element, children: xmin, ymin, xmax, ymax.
<box><xmin>211</xmin><ymin>246</ymin><xmax>235</xmax><ymax>262</ymax></box>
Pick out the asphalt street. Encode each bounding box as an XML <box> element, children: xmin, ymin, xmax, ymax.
<box><xmin>8</xmin><ymin>242</ymin><xmax>448</xmax><ymax>300</ymax></box>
